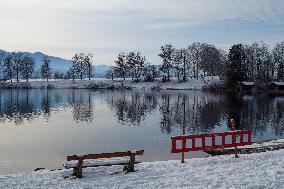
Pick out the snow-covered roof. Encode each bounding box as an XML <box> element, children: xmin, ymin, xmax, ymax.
<box><xmin>241</xmin><ymin>82</ymin><xmax>254</xmax><ymax>86</ymax></box>
<box><xmin>270</xmin><ymin>82</ymin><xmax>284</xmax><ymax>86</ymax></box>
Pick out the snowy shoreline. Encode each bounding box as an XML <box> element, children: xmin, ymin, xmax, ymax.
<box><xmin>0</xmin><ymin>77</ymin><xmax>223</xmax><ymax>90</ymax></box>
<box><xmin>0</xmin><ymin>149</ymin><xmax>283</xmax><ymax>188</ymax></box>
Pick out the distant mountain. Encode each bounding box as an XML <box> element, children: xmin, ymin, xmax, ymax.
<box><xmin>0</xmin><ymin>50</ymin><xmax>111</xmax><ymax>78</ymax></box>
<box><xmin>93</xmin><ymin>65</ymin><xmax>111</xmax><ymax>78</ymax></box>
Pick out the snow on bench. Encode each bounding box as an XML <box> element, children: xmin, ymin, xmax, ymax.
<box><xmin>63</xmin><ymin>150</ymin><xmax>144</xmax><ymax>178</ymax></box>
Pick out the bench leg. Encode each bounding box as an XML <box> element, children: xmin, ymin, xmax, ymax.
<box><xmin>129</xmin><ymin>153</ymin><xmax>135</xmax><ymax>172</ymax></box>
<box><xmin>72</xmin><ymin>167</ymin><xmax>77</xmax><ymax>177</ymax></box>
<box><xmin>72</xmin><ymin>158</ymin><xmax>83</xmax><ymax>178</ymax></box>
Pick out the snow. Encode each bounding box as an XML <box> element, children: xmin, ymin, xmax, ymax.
<box><xmin>0</xmin><ymin>77</ymin><xmax>222</xmax><ymax>90</ymax></box>
<box><xmin>224</xmin><ymin>139</ymin><xmax>284</xmax><ymax>150</ymax></box>
<box><xmin>271</xmin><ymin>82</ymin><xmax>284</xmax><ymax>86</ymax></box>
<box><xmin>0</xmin><ymin>149</ymin><xmax>283</xmax><ymax>188</ymax></box>
<box><xmin>63</xmin><ymin>157</ymin><xmax>132</xmax><ymax>168</ymax></box>
<box><xmin>243</xmin><ymin>139</ymin><xmax>284</xmax><ymax>148</ymax></box>
<box><xmin>241</xmin><ymin>82</ymin><xmax>255</xmax><ymax>86</ymax></box>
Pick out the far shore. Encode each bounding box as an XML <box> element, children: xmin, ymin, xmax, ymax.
<box><xmin>0</xmin><ymin>77</ymin><xmax>223</xmax><ymax>90</ymax></box>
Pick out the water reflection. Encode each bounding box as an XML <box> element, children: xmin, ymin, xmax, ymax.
<box><xmin>0</xmin><ymin>89</ymin><xmax>283</xmax><ymax>139</ymax></box>
<box><xmin>105</xmin><ymin>91</ymin><xmax>158</xmax><ymax>126</ymax></box>
<box><xmin>67</xmin><ymin>90</ymin><xmax>93</xmax><ymax>123</ymax></box>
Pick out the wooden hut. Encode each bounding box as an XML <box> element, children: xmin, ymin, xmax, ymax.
<box><xmin>238</xmin><ymin>82</ymin><xmax>255</xmax><ymax>92</ymax></box>
<box><xmin>269</xmin><ymin>82</ymin><xmax>284</xmax><ymax>91</ymax></box>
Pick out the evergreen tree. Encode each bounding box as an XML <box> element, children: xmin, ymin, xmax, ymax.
<box><xmin>226</xmin><ymin>44</ymin><xmax>247</xmax><ymax>88</ymax></box>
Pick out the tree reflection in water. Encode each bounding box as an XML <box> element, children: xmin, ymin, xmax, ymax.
<box><xmin>105</xmin><ymin>90</ymin><xmax>158</xmax><ymax>126</ymax></box>
<box><xmin>0</xmin><ymin>89</ymin><xmax>283</xmax><ymax>139</ymax></box>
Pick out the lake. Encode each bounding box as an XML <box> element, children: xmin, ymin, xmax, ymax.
<box><xmin>0</xmin><ymin>89</ymin><xmax>283</xmax><ymax>175</ymax></box>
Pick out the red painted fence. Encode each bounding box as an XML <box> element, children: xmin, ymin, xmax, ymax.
<box><xmin>171</xmin><ymin>130</ymin><xmax>253</xmax><ymax>153</ymax></box>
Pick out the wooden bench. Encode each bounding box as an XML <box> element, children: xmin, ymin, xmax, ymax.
<box><xmin>63</xmin><ymin>150</ymin><xmax>144</xmax><ymax>178</ymax></box>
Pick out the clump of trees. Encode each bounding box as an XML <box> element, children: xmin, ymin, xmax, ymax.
<box><xmin>111</xmin><ymin>51</ymin><xmax>155</xmax><ymax>82</ymax></box>
<box><xmin>66</xmin><ymin>53</ymin><xmax>94</xmax><ymax>80</ymax></box>
<box><xmin>158</xmin><ymin>43</ymin><xmax>227</xmax><ymax>82</ymax></box>
<box><xmin>225</xmin><ymin>41</ymin><xmax>284</xmax><ymax>89</ymax></box>
<box><xmin>0</xmin><ymin>52</ymin><xmax>35</xmax><ymax>82</ymax></box>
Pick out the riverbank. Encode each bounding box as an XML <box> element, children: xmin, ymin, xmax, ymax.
<box><xmin>0</xmin><ymin>77</ymin><xmax>222</xmax><ymax>90</ymax></box>
<box><xmin>0</xmin><ymin>149</ymin><xmax>283</xmax><ymax>188</ymax></box>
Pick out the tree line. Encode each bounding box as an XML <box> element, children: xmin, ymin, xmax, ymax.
<box><xmin>0</xmin><ymin>52</ymin><xmax>36</xmax><ymax>82</ymax></box>
<box><xmin>226</xmin><ymin>42</ymin><xmax>284</xmax><ymax>88</ymax></box>
<box><xmin>110</xmin><ymin>41</ymin><xmax>284</xmax><ymax>88</ymax></box>
<box><xmin>1</xmin><ymin>41</ymin><xmax>284</xmax><ymax>88</ymax></box>
<box><xmin>110</xmin><ymin>43</ymin><xmax>227</xmax><ymax>82</ymax></box>
<box><xmin>0</xmin><ymin>52</ymin><xmax>94</xmax><ymax>82</ymax></box>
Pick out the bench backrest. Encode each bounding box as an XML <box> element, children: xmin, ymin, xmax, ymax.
<box><xmin>67</xmin><ymin>150</ymin><xmax>144</xmax><ymax>161</ymax></box>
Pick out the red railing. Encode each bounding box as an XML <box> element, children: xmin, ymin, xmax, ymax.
<box><xmin>171</xmin><ymin>130</ymin><xmax>253</xmax><ymax>153</ymax></box>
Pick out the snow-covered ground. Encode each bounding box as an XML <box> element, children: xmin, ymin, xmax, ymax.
<box><xmin>0</xmin><ymin>76</ymin><xmax>223</xmax><ymax>90</ymax></box>
<box><xmin>0</xmin><ymin>149</ymin><xmax>283</xmax><ymax>189</ymax></box>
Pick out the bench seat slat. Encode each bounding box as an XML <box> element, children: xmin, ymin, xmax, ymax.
<box><xmin>64</xmin><ymin>161</ymin><xmax>141</xmax><ymax>169</ymax></box>
<box><xmin>67</xmin><ymin>150</ymin><xmax>144</xmax><ymax>161</ymax></box>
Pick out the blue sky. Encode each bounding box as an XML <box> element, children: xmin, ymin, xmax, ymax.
<box><xmin>0</xmin><ymin>0</ymin><xmax>284</xmax><ymax>65</ymax></box>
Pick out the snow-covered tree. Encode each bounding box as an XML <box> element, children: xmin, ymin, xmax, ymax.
<box><xmin>187</xmin><ymin>42</ymin><xmax>203</xmax><ymax>79</ymax></box>
<box><xmin>200</xmin><ymin>44</ymin><xmax>223</xmax><ymax>76</ymax></box>
<box><xmin>272</xmin><ymin>42</ymin><xmax>284</xmax><ymax>81</ymax></box>
<box><xmin>21</xmin><ymin>56</ymin><xmax>35</xmax><ymax>82</ymax></box>
<box><xmin>84</xmin><ymin>53</ymin><xmax>94</xmax><ymax>80</ymax></box>
<box><xmin>172</xmin><ymin>48</ymin><xmax>183</xmax><ymax>81</ymax></box>
<box><xmin>114</xmin><ymin>53</ymin><xmax>128</xmax><ymax>80</ymax></box>
<box><xmin>250</xmin><ymin>42</ymin><xmax>272</xmax><ymax>87</ymax></box>
<box><xmin>126</xmin><ymin>51</ymin><xmax>148</xmax><ymax>81</ymax></box>
<box><xmin>41</xmin><ymin>55</ymin><xmax>52</xmax><ymax>81</ymax></box>
<box><xmin>72</xmin><ymin>53</ymin><xmax>85</xmax><ymax>80</ymax></box>
<box><xmin>2</xmin><ymin>54</ymin><xmax>14</xmax><ymax>82</ymax></box>
<box><xmin>11</xmin><ymin>52</ymin><xmax>24</xmax><ymax>82</ymax></box>
<box><xmin>54</xmin><ymin>71</ymin><xmax>64</xmax><ymax>79</ymax></box>
<box><xmin>159</xmin><ymin>44</ymin><xmax>174</xmax><ymax>81</ymax></box>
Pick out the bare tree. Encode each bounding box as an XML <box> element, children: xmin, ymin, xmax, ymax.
<box><xmin>187</xmin><ymin>42</ymin><xmax>203</xmax><ymax>79</ymax></box>
<box><xmin>72</xmin><ymin>53</ymin><xmax>85</xmax><ymax>80</ymax></box>
<box><xmin>114</xmin><ymin>53</ymin><xmax>128</xmax><ymax>80</ymax></box>
<box><xmin>173</xmin><ymin>48</ymin><xmax>183</xmax><ymax>81</ymax></box>
<box><xmin>273</xmin><ymin>42</ymin><xmax>284</xmax><ymax>81</ymax></box>
<box><xmin>126</xmin><ymin>51</ymin><xmax>147</xmax><ymax>81</ymax></box>
<box><xmin>11</xmin><ymin>52</ymin><xmax>24</xmax><ymax>82</ymax></box>
<box><xmin>2</xmin><ymin>54</ymin><xmax>14</xmax><ymax>82</ymax></box>
<box><xmin>21</xmin><ymin>56</ymin><xmax>35</xmax><ymax>82</ymax></box>
<box><xmin>159</xmin><ymin>44</ymin><xmax>174</xmax><ymax>81</ymax></box>
<box><xmin>200</xmin><ymin>44</ymin><xmax>223</xmax><ymax>76</ymax></box>
<box><xmin>84</xmin><ymin>53</ymin><xmax>94</xmax><ymax>80</ymax></box>
<box><xmin>41</xmin><ymin>55</ymin><xmax>52</xmax><ymax>81</ymax></box>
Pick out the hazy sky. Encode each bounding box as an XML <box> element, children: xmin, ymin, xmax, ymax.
<box><xmin>1</xmin><ymin>0</ymin><xmax>284</xmax><ymax>65</ymax></box>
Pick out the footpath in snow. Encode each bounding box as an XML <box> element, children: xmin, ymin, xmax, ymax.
<box><xmin>0</xmin><ymin>149</ymin><xmax>283</xmax><ymax>189</ymax></box>
<box><xmin>0</xmin><ymin>77</ymin><xmax>222</xmax><ymax>90</ymax></box>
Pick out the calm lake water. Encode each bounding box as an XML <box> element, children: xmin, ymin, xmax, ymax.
<box><xmin>0</xmin><ymin>89</ymin><xmax>283</xmax><ymax>175</ymax></box>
